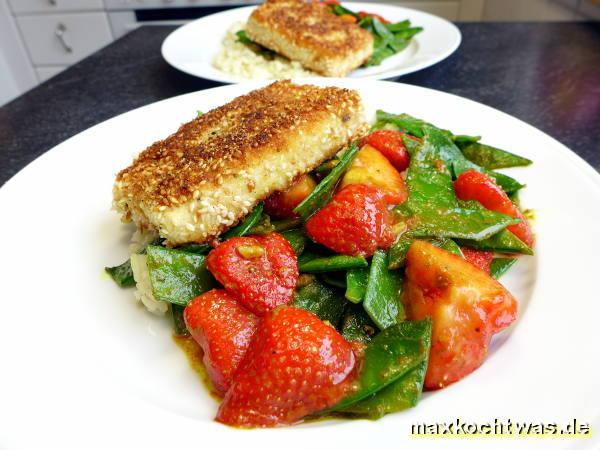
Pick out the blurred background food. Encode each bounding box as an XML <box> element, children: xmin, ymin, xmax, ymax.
<box><xmin>0</xmin><ymin>0</ymin><xmax>598</xmax><ymax>106</ymax></box>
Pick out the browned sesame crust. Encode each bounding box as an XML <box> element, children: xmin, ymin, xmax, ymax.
<box><xmin>249</xmin><ymin>0</ymin><xmax>372</xmax><ymax>58</ymax></box>
<box><xmin>113</xmin><ymin>81</ymin><xmax>366</xmax><ymax>244</ymax></box>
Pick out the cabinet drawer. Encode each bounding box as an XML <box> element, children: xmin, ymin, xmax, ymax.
<box><xmin>8</xmin><ymin>0</ymin><xmax>104</xmax><ymax>14</ymax></box>
<box><xmin>36</xmin><ymin>66</ymin><xmax>67</xmax><ymax>83</ymax></box>
<box><xmin>16</xmin><ymin>13</ymin><xmax>113</xmax><ymax>65</ymax></box>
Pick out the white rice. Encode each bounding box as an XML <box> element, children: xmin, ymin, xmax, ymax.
<box><xmin>212</xmin><ymin>22</ymin><xmax>318</xmax><ymax>80</ymax></box>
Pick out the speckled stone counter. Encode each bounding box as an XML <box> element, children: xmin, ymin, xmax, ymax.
<box><xmin>1</xmin><ymin>22</ymin><xmax>598</xmax><ymax>186</ymax></box>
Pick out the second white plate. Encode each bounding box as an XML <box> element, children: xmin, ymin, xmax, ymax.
<box><xmin>161</xmin><ymin>3</ymin><xmax>461</xmax><ymax>83</ymax></box>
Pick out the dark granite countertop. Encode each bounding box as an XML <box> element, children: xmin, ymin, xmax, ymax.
<box><xmin>1</xmin><ymin>22</ymin><xmax>599</xmax><ymax>187</ymax></box>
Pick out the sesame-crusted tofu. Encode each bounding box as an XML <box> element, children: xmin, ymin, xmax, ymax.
<box><xmin>113</xmin><ymin>81</ymin><xmax>367</xmax><ymax>245</ymax></box>
<box><xmin>246</xmin><ymin>0</ymin><xmax>373</xmax><ymax>77</ymax></box>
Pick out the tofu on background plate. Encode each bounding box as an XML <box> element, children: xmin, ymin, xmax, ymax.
<box><xmin>246</xmin><ymin>0</ymin><xmax>374</xmax><ymax>77</ymax></box>
<box><xmin>113</xmin><ymin>81</ymin><xmax>367</xmax><ymax>245</ymax></box>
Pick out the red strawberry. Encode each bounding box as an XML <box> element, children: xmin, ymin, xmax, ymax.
<box><xmin>217</xmin><ymin>306</ymin><xmax>356</xmax><ymax>427</ymax></box>
<box><xmin>454</xmin><ymin>170</ymin><xmax>534</xmax><ymax>248</ymax></box>
<box><xmin>184</xmin><ymin>289</ymin><xmax>259</xmax><ymax>394</ymax></box>
<box><xmin>361</xmin><ymin>129</ymin><xmax>419</xmax><ymax>172</ymax></box>
<box><xmin>305</xmin><ymin>184</ymin><xmax>395</xmax><ymax>257</ymax></box>
<box><xmin>461</xmin><ymin>247</ymin><xmax>494</xmax><ymax>273</ymax></box>
<box><xmin>206</xmin><ymin>233</ymin><xmax>298</xmax><ymax>316</ymax></box>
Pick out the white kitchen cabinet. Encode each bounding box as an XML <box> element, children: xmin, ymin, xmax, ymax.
<box><xmin>7</xmin><ymin>0</ymin><xmax>104</xmax><ymax>14</ymax></box>
<box><xmin>16</xmin><ymin>12</ymin><xmax>114</xmax><ymax>65</ymax></box>
<box><xmin>35</xmin><ymin>65</ymin><xmax>66</xmax><ymax>82</ymax></box>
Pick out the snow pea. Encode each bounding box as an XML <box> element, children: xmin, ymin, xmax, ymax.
<box><xmin>490</xmin><ymin>257</ymin><xmax>518</xmax><ymax>279</ymax></box>
<box><xmin>322</xmin><ymin>274</ymin><xmax>347</xmax><ymax>289</ymax></box>
<box><xmin>171</xmin><ymin>304</ymin><xmax>189</xmax><ymax>336</ymax></box>
<box><xmin>281</xmin><ymin>228</ymin><xmax>308</xmax><ymax>255</ymax></box>
<box><xmin>222</xmin><ymin>203</ymin><xmax>264</xmax><ymax>239</ymax></box>
<box><xmin>105</xmin><ymin>259</ymin><xmax>135</xmax><ymax>288</ymax></box>
<box><xmin>397</xmin><ymin>133</ymin><xmax>519</xmax><ymax>241</ymax></box>
<box><xmin>298</xmin><ymin>255</ymin><xmax>367</xmax><ymax>273</ymax></box>
<box><xmin>363</xmin><ymin>250</ymin><xmax>404</xmax><ymax>330</ymax></box>
<box><xmin>345</xmin><ymin>267</ymin><xmax>369</xmax><ymax>303</ymax></box>
<box><xmin>452</xmin><ymin>134</ymin><xmax>481</xmax><ymax>146</ymax></box>
<box><xmin>388</xmin><ymin>235</ymin><xmax>413</xmax><ymax>269</ymax></box>
<box><xmin>292</xmin><ymin>279</ymin><xmax>346</xmax><ymax>328</ymax></box>
<box><xmin>331</xmin><ymin>319</ymin><xmax>432</xmax><ymax>411</ymax></box>
<box><xmin>341</xmin><ymin>304</ymin><xmax>377</xmax><ymax>344</ymax></box>
<box><xmin>146</xmin><ymin>246</ymin><xmax>216</xmax><ymax>306</ymax></box>
<box><xmin>294</xmin><ymin>142</ymin><xmax>359</xmax><ymax>220</ymax></box>
<box><xmin>440</xmin><ymin>239</ymin><xmax>464</xmax><ymax>257</ymax></box>
<box><xmin>458</xmin><ymin>142</ymin><xmax>532</xmax><ymax>170</ymax></box>
<box><xmin>342</xmin><ymin>357</ymin><xmax>428</xmax><ymax>418</ymax></box>
<box><xmin>271</xmin><ymin>217</ymin><xmax>303</xmax><ymax>232</ymax></box>
<box><xmin>176</xmin><ymin>243</ymin><xmax>211</xmax><ymax>255</ymax></box>
<box><xmin>458</xmin><ymin>229</ymin><xmax>533</xmax><ymax>255</ymax></box>
<box><xmin>320</xmin><ymin>272</ymin><xmax>346</xmax><ymax>289</ymax></box>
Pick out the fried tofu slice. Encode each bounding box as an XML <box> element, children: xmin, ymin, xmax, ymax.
<box><xmin>246</xmin><ymin>0</ymin><xmax>373</xmax><ymax>77</ymax></box>
<box><xmin>113</xmin><ymin>80</ymin><xmax>367</xmax><ymax>245</ymax></box>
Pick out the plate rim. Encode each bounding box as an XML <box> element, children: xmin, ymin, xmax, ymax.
<box><xmin>1</xmin><ymin>79</ymin><xmax>599</xmax><ymax>450</ymax></box>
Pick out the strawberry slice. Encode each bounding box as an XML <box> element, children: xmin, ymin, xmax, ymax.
<box><xmin>206</xmin><ymin>233</ymin><xmax>298</xmax><ymax>316</ymax></box>
<box><xmin>184</xmin><ymin>289</ymin><xmax>259</xmax><ymax>394</ymax></box>
<box><xmin>217</xmin><ymin>306</ymin><xmax>356</xmax><ymax>427</ymax></box>
<box><xmin>305</xmin><ymin>184</ymin><xmax>395</xmax><ymax>257</ymax></box>
<box><xmin>403</xmin><ymin>241</ymin><xmax>517</xmax><ymax>390</ymax></box>
<box><xmin>461</xmin><ymin>247</ymin><xmax>494</xmax><ymax>273</ymax></box>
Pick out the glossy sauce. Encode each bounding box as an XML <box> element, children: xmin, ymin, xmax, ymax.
<box><xmin>173</xmin><ymin>334</ymin><xmax>222</xmax><ymax>402</ymax></box>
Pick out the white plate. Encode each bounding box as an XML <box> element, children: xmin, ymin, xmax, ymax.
<box><xmin>161</xmin><ymin>3</ymin><xmax>461</xmax><ymax>82</ymax></box>
<box><xmin>1</xmin><ymin>79</ymin><xmax>599</xmax><ymax>450</ymax></box>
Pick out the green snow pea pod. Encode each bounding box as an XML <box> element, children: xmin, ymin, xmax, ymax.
<box><xmin>292</xmin><ymin>279</ymin><xmax>346</xmax><ymax>328</ymax></box>
<box><xmin>341</xmin><ymin>321</ymin><xmax>431</xmax><ymax>418</ymax></box>
<box><xmin>345</xmin><ymin>267</ymin><xmax>369</xmax><ymax>304</ymax></box>
<box><xmin>294</xmin><ymin>143</ymin><xmax>360</xmax><ymax>220</ymax></box>
<box><xmin>490</xmin><ymin>257</ymin><xmax>518</xmax><ymax>279</ymax></box>
<box><xmin>105</xmin><ymin>259</ymin><xmax>135</xmax><ymax>288</ymax></box>
<box><xmin>281</xmin><ymin>228</ymin><xmax>308</xmax><ymax>255</ymax></box>
<box><xmin>458</xmin><ymin>229</ymin><xmax>533</xmax><ymax>255</ymax></box>
<box><xmin>341</xmin><ymin>304</ymin><xmax>377</xmax><ymax>344</ymax></box>
<box><xmin>146</xmin><ymin>246</ymin><xmax>216</xmax><ymax>306</ymax></box>
<box><xmin>331</xmin><ymin>319</ymin><xmax>432</xmax><ymax>411</ymax></box>
<box><xmin>458</xmin><ymin>142</ymin><xmax>532</xmax><ymax>170</ymax></box>
<box><xmin>171</xmin><ymin>304</ymin><xmax>190</xmax><ymax>336</ymax></box>
<box><xmin>222</xmin><ymin>203</ymin><xmax>264</xmax><ymax>239</ymax></box>
<box><xmin>298</xmin><ymin>255</ymin><xmax>368</xmax><ymax>273</ymax></box>
<box><xmin>363</xmin><ymin>250</ymin><xmax>404</xmax><ymax>330</ymax></box>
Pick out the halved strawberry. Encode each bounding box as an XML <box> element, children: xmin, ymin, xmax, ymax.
<box><xmin>461</xmin><ymin>247</ymin><xmax>494</xmax><ymax>273</ymax></box>
<box><xmin>403</xmin><ymin>241</ymin><xmax>517</xmax><ymax>390</ymax></box>
<box><xmin>206</xmin><ymin>233</ymin><xmax>298</xmax><ymax>316</ymax></box>
<box><xmin>184</xmin><ymin>289</ymin><xmax>259</xmax><ymax>394</ymax></box>
<box><xmin>340</xmin><ymin>144</ymin><xmax>408</xmax><ymax>205</ymax></box>
<box><xmin>217</xmin><ymin>306</ymin><xmax>356</xmax><ymax>427</ymax></box>
<box><xmin>454</xmin><ymin>170</ymin><xmax>534</xmax><ymax>248</ymax></box>
<box><xmin>305</xmin><ymin>184</ymin><xmax>395</xmax><ymax>257</ymax></box>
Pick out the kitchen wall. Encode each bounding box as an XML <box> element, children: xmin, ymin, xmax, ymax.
<box><xmin>0</xmin><ymin>0</ymin><xmax>596</xmax><ymax>106</ymax></box>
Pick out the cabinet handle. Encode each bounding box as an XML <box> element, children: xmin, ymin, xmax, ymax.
<box><xmin>54</xmin><ymin>23</ymin><xmax>73</xmax><ymax>53</ymax></box>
